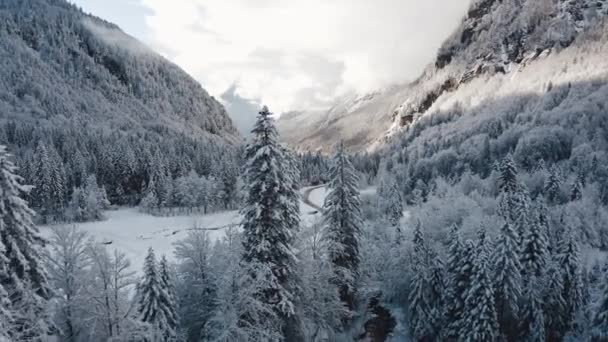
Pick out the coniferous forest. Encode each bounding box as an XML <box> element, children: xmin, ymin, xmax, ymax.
<box><xmin>2</xmin><ymin>0</ymin><xmax>608</xmax><ymax>341</ymax></box>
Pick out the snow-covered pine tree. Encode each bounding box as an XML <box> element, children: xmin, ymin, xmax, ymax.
<box><xmin>0</xmin><ymin>243</ymin><xmax>13</xmax><ymax>340</ymax></box>
<box><xmin>521</xmin><ymin>199</ymin><xmax>549</xmax><ymax>279</ymax></box>
<box><xmin>241</xmin><ymin>106</ymin><xmax>303</xmax><ymax>340</ymax></box>
<box><xmin>491</xmin><ymin>222</ymin><xmax>522</xmax><ymax>341</ymax></box>
<box><xmin>559</xmin><ymin>229</ymin><xmax>584</xmax><ymax>332</ymax></box>
<box><xmin>159</xmin><ymin>255</ymin><xmax>178</xmax><ymax>341</ymax></box>
<box><xmin>520</xmin><ymin>276</ymin><xmax>546</xmax><ymax>342</ymax></box>
<box><xmin>378</xmin><ymin>175</ymin><xmax>403</xmax><ymax>228</ymax></box>
<box><xmin>462</xmin><ymin>239</ymin><xmax>499</xmax><ymax>342</ymax></box>
<box><xmin>499</xmin><ymin>153</ymin><xmax>519</xmax><ymax>194</ymax></box>
<box><xmin>545</xmin><ymin>164</ymin><xmax>563</xmax><ymax>204</ymax></box>
<box><xmin>408</xmin><ymin>260</ymin><xmax>433</xmax><ymax>341</ymax></box>
<box><xmin>570</xmin><ymin>175</ymin><xmax>583</xmax><ymax>201</ymax></box>
<box><xmin>322</xmin><ymin>141</ymin><xmax>363</xmax><ymax>315</ymax></box>
<box><xmin>543</xmin><ymin>257</ymin><xmax>568</xmax><ymax>341</ymax></box>
<box><xmin>135</xmin><ymin>248</ymin><xmax>175</xmax><ymax>340</ymax></box>
<box><xmin>591</xmin><ymin>260</ymin><xmax>608</xmax><ymax>341</ymax></box>
<box><xmin>0</xmin><ymin>145</ymin><xmax>53</xmax><ymax>339</ymax></box>
<box><xmin>32</xmin><ymin>142</ymin><xmax>66</xmax><ymax>222</ymax></box>
<box><xmin>442</xmin><ymin>224</ymin><xmax>466</xmax><ymax>340</ymax></box>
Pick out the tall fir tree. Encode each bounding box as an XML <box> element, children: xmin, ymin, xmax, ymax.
<box><xmin>322</xmin><ymin>142</ymin><xmax>363</xmax><ymax>316</ymax></box>
<box><xmin>543</xmin><ymin>257</ymin><xmax>568</xmax><ymax>341</ymax></box>
<box><xmin>462</xmin><ymin>239</ymin><xmax>499</xmax><ymax>342</ymax></box>
<box><xmin>491</xmin><ymin>222</ymin><xmax>522</xmax><ymax>341</ymax></box>
<box><xmin>559</xmin><ymin>229</ymin><xmax>584</xmax><ymax>332</ymax></box>
<box><xmin>521</xmin><ymin>199</ymin><xmax>549</xmax><ymax>279</ymax></box>
<box><xmin>591</xmin><ymin>261</ymin><xmax>608</xmax><ymax>341</ymax></box>
<box><xmin>442</xmin><ymin>225</ymin><xmax>466</xmax><ymax>340</ymax></box>
<box><xmin>241</xmin><ymin>106</ymin><xmax>303</xmax><ymax>340</ymax></box>
<box><xmin>520</xmin><ymin>276</ymin><xmax>546</xmax><ymax>342</ymax></box>
<box><xmin>159</xmin><ymin>255</ymin><xmax>178</xmax><ymax>341</ymax></box>
<box><xmin>0</xmin><ymin>146</ymin><xmax>53</xmax><ymax>339</ymax></box>
<box><xmin>135</xmin><ymin>248</ymin><xmax>176</xmax><ymax>341</ymax></box>
<box><xmin>545</xmin><ymin>164</ymin><xmax>563</xmax><ymax>204</ymax></box>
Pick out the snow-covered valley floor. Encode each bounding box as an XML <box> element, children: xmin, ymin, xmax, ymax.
<box><xmin>40</xmin><ymin>186</ymin><xmax>326</xmax><ymax>272</ymax></box>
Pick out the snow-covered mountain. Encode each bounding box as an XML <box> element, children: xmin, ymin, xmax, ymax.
<box><xmin>0</xmin><ymin>0</ymin><xmax>240</xmax><ymax>144</ymax></box>
<box><xmin>278</xmin><ymin>0</ymin><xmax>608</xmax><ymax>152</ymax></box>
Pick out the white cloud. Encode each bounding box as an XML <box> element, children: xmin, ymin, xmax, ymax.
<box><xmin>139</xmin><ymin>0</ymin><xmax>471</xmax><ymax>113</ymax></box>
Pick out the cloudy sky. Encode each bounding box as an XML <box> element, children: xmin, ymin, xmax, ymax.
<box><xmin>71</xmin><ymin>0</ymin><xmax>470</xmax><ymax>131</ymax></box>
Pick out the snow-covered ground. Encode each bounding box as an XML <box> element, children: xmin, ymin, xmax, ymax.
<box><xmin>40</xmin><ymin>186</ymin><xmax>328</xmax><ymax>272</ymax></box>
<box><xmin>40</xmin><ymin>208</ymin><xmax>240</xmax><ymax>272</ymax></box>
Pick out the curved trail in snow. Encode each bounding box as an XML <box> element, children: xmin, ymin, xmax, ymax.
<box><xmin>302</xmin><ymin>184</ymin><xmax>326</xmax><ymax>212</ymax></box>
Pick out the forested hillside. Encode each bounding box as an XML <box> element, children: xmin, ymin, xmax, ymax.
<box><xmin>0</xmin><ymin>0</ymin><xmax>242</xmax><ymax>222</ymax></box>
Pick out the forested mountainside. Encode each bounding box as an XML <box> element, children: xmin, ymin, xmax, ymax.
<box><xmin>279</xmin><ymin>0</ymin><xmax>608</xmax><ymax>152</ymax></box>
<box><xmin>0</xmin><ymin>0</ymin><xmax>242</xmax><ymax>222</ymax></box>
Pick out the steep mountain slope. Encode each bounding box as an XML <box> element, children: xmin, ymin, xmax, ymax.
<box><xmin>0</xmin><ymin>0</ymin><xmax>242</xmax><ymax>214</ymax></box>
<box><xmin>278</xmin><ymin>86</ymin><xmax>411</xmax><ymax>152</ymax></box>
<box><xmin>279</xmin><ymin>0</ymin><xmax>608</xmax><ymax>152</ymax></box>
<box><xmin>0</xmin><ymin>0</ymin><xmax>239</xmax><ymax>143</ymax></box>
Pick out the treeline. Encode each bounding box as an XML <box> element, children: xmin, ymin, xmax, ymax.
<box><xmin>0</xmin><ymin>121</ymin><xmax>241</xmax><ymax>223</ymax></box>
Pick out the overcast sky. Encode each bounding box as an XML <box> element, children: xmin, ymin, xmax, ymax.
<box><xmin>70</xmin><ymin>0</ymin><xmax>471</xmax><ymax>129</ymax></box>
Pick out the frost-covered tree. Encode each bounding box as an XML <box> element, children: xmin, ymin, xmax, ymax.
<box><xmin>377</xmin><ymin>175</ymin><xmax>403</xmax><ymax>227</ymax></box>
<box><xmin>32</xmin><ymin>142</ymin><xmax>67</xmax><ymax>222</ymax></box>
<box><xmin>87</xmin><ymin>246</ymin><xmax>136</xmax><ymax>340</ymax></box>
<box><xmin>520</xmin><ymin>276</ymin><xmax>546</xmax><ymax>342</ymax></box>
<box><xmin>45</xmin><ymin>226</ymin><xmax>92</xmax><ymax>342</ymax></box>
<box><xmin>545</xmin><ymin>164</ymin><xmax>563</xmax><ymax>204</ymax></box>
<box><xmin>0</xmin><ymin>146</ymin><xmax>53</xmax><ymax>339</ymax></box>
<box><xmin>322</xmin><ymin>142</ymin><xmax>363</xmax><ymax>315</ymax></box>
<box><xmin>462</xmin><ymin>239</ymin><xmax>499</xmax><ymax>342</ymax></box>
<box><xmin>135</xmin><ymin>248</ymin><xmax>176</xmax><ymax>341</ymax></box>
<box><xmin>521</xmin><ymin>199</ymin><xmax>549</xmax><ymax>279</ymax></box>
<box><xmin>591</xmin><ymin>261</ymin><xmax>608</xmax><ymax>341</ymax></box>
<box><xmin>159</xmin><ymin>255</ymin><xmax>178</xmax><ymax>341</ymax></box>
<box><xmin>173</xmin><ymin>231</ymin><xmax>216</xmax><ymax>341</ymax></box>
<box><xmin>442</xmin><ymin>225</ymin><xmax>466</xmax><ymax>340</ymax></box>
<box><xmin>499</xmin><ymin>153</ymin><xmax>520</xmax><ymax>194</ymax></box>
<box><xmin>241</xmin><ymin>106</ymin><xmax>303</xmax><ymax>340</ymax></box>
<box><xmin>559</xmin><ymin>229</ymin><xmax>584</xmax><ymax>331</ymax></box>
<box><xmin>491</xmin><ymin>222</ymin><xmax>522</xmax><ymax>341</ymax></box>
<box><xmin>543</xmin><ymin>257</ymin><xmax>568</xmax><ymax>341</ymax></box>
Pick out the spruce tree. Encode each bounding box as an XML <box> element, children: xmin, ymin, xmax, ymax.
<box><xmin>442</xmin><ymin>225</ymin><xmax>466</xmax><ymax>340</ymax></box>
<box><xmin>241</xmin><ymin>106</ymin><xmax>302</xmax><ymax>340</ymax></box>
<box><xmin>462</xmin><ymin>239</ymin><xmax>499</xmax><ymax>342</ymax></box>
<box><xmin>322</xmin><ymin>142</ymin><xmax>363</xmax><ymax>314</ymax></box>
<box><xmin>159</xmin><ymin>255</ymin><xmax>178</xmax><ymax>341</ymax></box>
<box><xmin>408</xmin><ymin>222</ymin><xmax>442</xmax><ymax>341</ymax></box>
<box><xmin>570</xmin><ymin>176</ymin><xmax>583</xmax><ymax>201</ymax></box>
<box><xmin>591</xmin><ymin>261</ymin><xmax>608</xmax><ymax>341</ymax></box>
<box><xmin>545</xmin><ymin>164</ymin><xmax>563</xmax><ymax>204</ymax></box>
<box><xmin>0</xmin><ymin>146</ymin><xmax>53</xmax><ymax>339</ymax></box>
<box><xmin>520</xmin><ymin>276</ymin><xmax>545</xmax><ymax>342</ymax></box>
<box><xmin>498</xmin><ymin>153</ymin><xmax>519</xmax><ymax>194</ymax></box>
<box><xmin>135</xmin><ymin>248</ymin><xmax>175</xmax><ymax>341</ymax></box>
<box><xmin>521</xmin><ymin>199</ymin><xmax>549</xmax><ymax>279</ymax></box>
<box><xmin>559</xmin><ymin>229</ymin><xmax>584</xmax><ymax>332</ymax></box>
<box><xmin>543</xmin><ymin>258</ymin><xmax>568</xmax><ymax>341</ymax></box>
<box><xmin>491</xmin><ymin>222</ymin><xmax>522</xmax><ymax>341</ymax></box>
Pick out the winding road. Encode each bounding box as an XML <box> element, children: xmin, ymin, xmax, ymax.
<box><xmin>302</xmin><ymin>184</ymin><xmax>326</xmax><ymax>212</ymax></box>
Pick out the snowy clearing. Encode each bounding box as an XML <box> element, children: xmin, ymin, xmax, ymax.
<box><xmin>39</xmin><ymin>186</ymin><xmax>330</xmax><ymax>273</ymax></box>
<box><xmin>39</xmin><ymin>208</ymin><xmax>240</xmax><ymax>272</ymax></box>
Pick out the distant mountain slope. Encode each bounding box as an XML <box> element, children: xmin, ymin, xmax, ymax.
<box><xmin>279</xmin><ymin>0</ymin><xmax>608</xmax><ymax>152</ymax></box>
<box><xmin>0</xmin><ymin>0</ymin><xmax>239</xmax><ymax>143</ymax></box>
<box><xmin>277</xmin><ymin>86</ymin><xmax>411</xmax><ymax>152</ymax></box>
